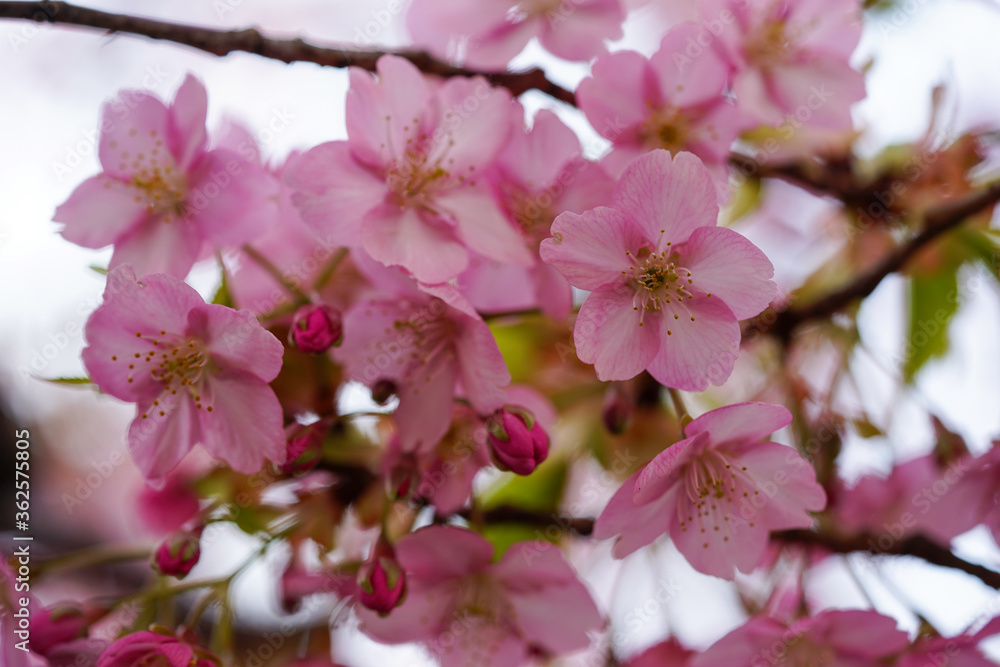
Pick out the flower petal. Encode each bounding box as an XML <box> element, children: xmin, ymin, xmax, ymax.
<box><xmin>109</xmin><ymin>215</ymin><xmax>203</xmax><ymax>279</ymax></box>
<box><xmin>197</xmin><ymin>371</ymin><xmax>285</xmax><ymax>474</ymax></box>
<box><xmin>541</xmin><ymin>206</ymin><xmax>645</xmax><ymax>292</ymax></box>
<box><xmin>167</xmin><ymin>74</ymin><xmax>208</xmax><ymax>171</ymax></box>
<box><xmin>186</xmin><ymin>304</ymin><xmax>284</xmax><ymax>382</ymax></box>
<box><xmin>453</xmin><ymin>313</ymin><xmax>510</xmax><ymax>414</ymax></box>
<box><xmin>644</xmin><ymin>294</ymin><xmax>739</xmax><ymax>391</ymax></box>
<box><xmin>127</xmin><ymin>391</ymin><xmax>199</xmax><ymax>483</ymax></box>
<box><xmin>98</xmin><ymin>91</ymin><xmax>173</xmax><ymax>181</ymax></box>
<box><xmin>361</xmin><ymin>204</ymin><xmax>469</xmax><ymax>283</ymax></box>
<box><xmin>54</xmin><ymin>175</ymin><xmax>149</xmax><ymax>249</ymax></box>
<box><xmin>684</xmin><ymin>402</ymin><xmax>792</xmax><ymax>448</ymax></box>
<box><xmin>575</xmin><ymin>283</ymin><xmax>660</xmax><ymax>381</ymax></box>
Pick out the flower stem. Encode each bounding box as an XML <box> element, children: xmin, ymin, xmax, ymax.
<box><xmin>241</xmin><ymin>243</ymin><xmax>310</xmax><ymax>303</ymax></box>
<box><xmin>667</xmin><ymin>387</ymin><xmax>691</xmax><ymax>428</ymax></box>
<box><xmin>312</xmin><ymin>247</ymin><xmax>349</xmax><ymax>292</ymax></box>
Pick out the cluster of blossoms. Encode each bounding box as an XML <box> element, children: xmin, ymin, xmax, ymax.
<box><xmin>12</xmin><ymin>0</ymin><xmax>1000</xmax><ymax>665</ymax></box>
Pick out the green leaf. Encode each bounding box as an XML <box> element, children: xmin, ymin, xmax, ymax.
<box><xmin>480</xmin><ymin>524</ymin><xmax>553</xmax><ymax>561</ymax></box>
<box><xmin>955</xmin><ymin>229</ymin><xmax>1000</xmax><ymax>282</ymax></box>
<box><xmin>211</xmin><ymin>267</ymin><xmax>234</xmax><ymax>308</ymax></box>
<box><xmin>903</xmin><ymin>269</ymin><xmax>960</xmax><ymax>381</ymax></box>
<box><xmin>480</xmin><ymin>456</ymin><xmax>568</xmax><ymax>514</ymax></box>
<box><xmin>39</xmin><ymin>376</ymin><xmax>93</xmax><ymax>387</ymax></box>
<box><xmin>721</xmin><ymin>175</ymin><xmax>762</xmax><ymax>224</ymax></box>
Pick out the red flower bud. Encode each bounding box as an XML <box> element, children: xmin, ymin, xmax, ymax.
<box><xmin>280</xmin><ymin>421</ymin><xmax>327</xmax><ymax>475</ymax></box>
<box><xmin>289</xmin><ymin>303</ymin><xmax>343</xmax><ymax>354</ymax></box>
<box><xmin>357</xmin><ymin>539</ymin><xmax>406</xmax><ymax>616</ymax></box>
<box><xmin>153</xmin><ymin>530</ymin><xmax>201</xmax><ymax>578</ymax></box>
<box><xmin>487</xmin><ymin>406</ymin><xmax>550</xmax><ymax>475</ymax></box>
<box><xmin>32</xmin><ymin>603</ymin><xmax>90</xmax><ymax>655</ymax></box>
<box><xmin>602</xmin><ymin>385</ymin><xmax>632</xmax><ymax>435</ymax></box>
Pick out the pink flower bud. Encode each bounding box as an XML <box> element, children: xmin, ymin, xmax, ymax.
<box><xmin>357</xmin><ymin>540</ymin><xmax>406</xmax><ymax>616</ymax></box>
<box><xmin>487</xmin><ymin>406</ymin><xmax>550</xmax><ymax>476</ymax></box>
<box><xmin>32</xmin><ymin>603</ymin><xmax>89</xmax><ymax>655</ymax></box>
<box><xmin>602</xmin><ymin>385</ymin><xmax>632</xmax><ymax>435</ymax></box>
<box><xmin>280</xmin><ymin>421</ymin><xmax>327</xmax><ymax>475</ymax></box>
<box><xmin>289</xmin><ymin>303</ymin><xmax>343</xmax><ymax>354</ymax></box>
<box><xmin>153</xmin><ymin>530</ymin><xmax>201</xmax><ymax>578</ymax></box>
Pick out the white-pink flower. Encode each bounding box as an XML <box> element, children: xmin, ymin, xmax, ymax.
<box><xmin>540</xmin><ymin>149</ymin><xmax>775</xmax><ymax>390</ymax></box>
<box><xmin>406</xmin><ymin>0</ymin><xmax>626</xmax><ymax>70</ymax></box>
<box><xmin>594</xmin><ymin>402</ymin><xmax>826</xmax><ymax>579</ymax></box>
<box><xmin>703</xmin><ymin>0</ymin><xmax>866</xmax><ymax>129</ymax></box>
<box><xmin>357</xmin><ymin>526</ymin><xmax>604</xmax><ymax>666</ymax></box>
<box><xmin>578</xmin><ymin>23</ymin><xmax>745</xmax><ymax>193</ymax></box>
<box><xmin>82</xmin><ymin>266</ymin><xmax>285</xmax><ymax>482</ymax></box>
<box><xmin>287</xmin><ymin>55</ymin><xmax>530</xmax><ymax>284</ymax></box>
<box><xmin>54</xmin><ymin>75</ymin><xmax>280</xmax><ymax>279</ymax></box>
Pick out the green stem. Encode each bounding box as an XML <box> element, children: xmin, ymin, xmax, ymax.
<box><xmin>242</xmin><ymin>244</ymin><xmax>310</xmax><ymax>303</ymax></box>
<box><xmin>667</xmin><ymin>387</ymin><xmax>691</xmax><ymax>427</ymax></box>
<box><xmin>312</xmin><ymin>247</ymin><xmax>349</xmax><ymax>292</ymax></box>
<box><xmin>34</xmin><ymin>545</ymin><xmax>151</xmax><ymax>578</ymax></box>
<box><xmin>481</xmin><ymin>307</ymin><xmax>543</xmax><ymax>322</ymax></box>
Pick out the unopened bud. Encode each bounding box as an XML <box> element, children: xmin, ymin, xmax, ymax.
<box><xmin>280</xmin><ymin>421</ymin><xmax>326</xmax><ymax>475</ymax></box>
<box><xmin>487</xmin><ymin>406</ymin><xmax>550</xmax><ymax>476</ymax></box>
<box><xmin>357</xmin><ymin>539</ymin><xmax>406</xmax><ymax>615</ymax></box>
<box><xmin>602</xmin><ymin>385</ymin><xmax>632</xmax><ymax>435</ymax></box>
<box><xmin>153</xmin><ymin>530</ymin><xmax>201</xmax><ymax>579</ymax></box>
<box><xmin>289</xmin><ymin>303</ymin><xmax>343</xmax><ymax>354</ymax></box>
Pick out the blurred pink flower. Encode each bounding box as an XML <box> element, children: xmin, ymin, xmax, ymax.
<box><xmin>460</xmin><ymin>107</ymin><xmax>615</xmax><ymax>319</ymax></box>
<box><xmin>97</xmin><ymin>629</ymin><xmax>219</xmax><ymax>667</ymax></box>
<box><xmin>703</xmin><ymin>0</ymin><xmax>866</xmax><ymax>129</ymax></box>
<box><xmin>406</xmin><ymin>0</ymin><xmax>626</xmax><ymax>70</ymax></box>
<box><xmin>54</xmin><ymin>75</ymin><xmax>280</xmax><ymax>278</ymax></box>
<box><xmin>82</xmin><ymin>266</ymin><xmax>286</xmax><ymax>483</ymax></box>
<box><xmin>895</xmin><ymin>616</ymin><xmax>1000</xmax><ymax>667</ymax></box>
<box><xmin>335</xmin><ymin>269</ymin><xmax>510</xmax><ymax>452</ymax></box>
<box><xmin>288</xmin><ymin>303</ymin><xmax>343</xmax><ymax>354</ymax></box>
<box><xmin>690</xmin><ymin>609</ymin><xmax>908</xmax><ymax>666</ymax></box>
<box><xmin>287</xmin><ymin>55</ymin><xmax>530</xmax><ymax>284</ymax></box>
<box><xmin>540</xmin><ymin>150</ymin><xmax>775</xmax><ymax>390</ymax></box>
<box><xmin>578</xmin><ymin>23</ymin><xmax>744</xmax><ymax>194</ymax></box>
<box><xmin>624</xmin><ymin>638</ymin><xmax>694</xmax><ymax>667</ymax></box>
<box><xmin>136</xmin><ymin>471</ymin><xmax>200</xmax><ymax>535</ymax></box>
<box><xmin>357</xmin><ymin>525</ymin><xmax>604</xmax><ymax>666</ymax></box>
<box><xmin>594</xmin><ymin>402</ymin><xmax>826</xmax><ymax>579</ymax></box>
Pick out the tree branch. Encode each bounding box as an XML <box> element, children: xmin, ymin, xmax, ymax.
<box><xmin>744</xmin><ymin>180</ymin><xmax>1000</xmax><ymax>342</ymax></box>
<box><xmin>0</xmin><ymin>1</ymin><xmax>576</xmax><ymax>105</ymax></box>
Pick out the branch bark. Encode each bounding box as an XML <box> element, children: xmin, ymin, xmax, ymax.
<box><xmin>0</xmin><ymin>1</ymin><xmax>576</xmax><ymax>105</ymax></box>
<box><xmin>744</xmin><ymin>180</ymin><xmax>1000</xmax><ymax>342</ymax></box>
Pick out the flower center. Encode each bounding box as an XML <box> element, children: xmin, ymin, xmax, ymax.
<box><xmin>453</xmin><ymin>573</ymin><xmax>512</xmax><ymax>626</ymax></box>
<box><xmin>640</xmin><ymin>108</ymin><xmax>691</xmax><ymax>154</ymax></box>
<box><xmin>391</xmin><ymin>301</ymin><xmax>458</xmax><ymax>394</ymax></box>
<box><xmin>504</xmin><ymin>185</ymin><xmax>554</xmax><ymax>246</ymax></box>
<box><xmin>111</xmin><ymin>330</ymin><xmax>215</xmax><ymax>416</ymax></box>
<box><xmin>677</xmin><ymin>449</ymin><xmax>756</xmax><ymax>547</ymax></box>
<box><xmin>381</xmin><ymin>119</ymin><xmax>475</xmax><ymax>211</ymax></box>
<box><xmin>108</xmin><ymin>131</ymin><xmax>187</xmax><ymax>222</ymax></box>
<box><xmin>623</xmin><ymin>246</ymin><xmax>708</xmax><ymax>331</ymax></box>
<box><xmin>746</xmin><ymin>18</ymin><xmax>793</xmax><ymax>68</ymax></box>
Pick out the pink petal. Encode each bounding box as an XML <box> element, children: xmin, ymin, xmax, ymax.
<box><xmin>405</xmin><ymin>0</ymin><xmax>513</xmax><ymax>65</ymax></box>
<box><xmin>533</xmin><ymin>263</ymin><xmax>573</xmax><ymax>319</ymax></box>
<box><xmin>650</xmin><ymin>23</ymin><xmax>730</xmax><ymax>108</ymax></box>
<box><xmin>463</xmin><ymin>19</ymin><xmax>538</xmax><ymax>71</ymax></box>
<box><xmin>436</xmin><ymin>619</ymin><xmax>527</xmax><ymax>667</ymax></box>
<box><xmin>128</xmin><ymin>391</ymin><xmax>200</xmax><ymax>482</ymax></box>
<box><xmin>158</xmin><ymin>642</ymin><xmax>195</xmax><ymax>667</ymax></box>
<box><xmin>733</xmin><ymin>67</ymin><xmax>784</xmax><ymax>126</ymax></box>
<box><xmin>361</xmin><ymin>204</ymin><xmax>469</xmax><ymax>283</ymax></box>
<box><xmin>198</xmin><ymin>371</ymin><xmax>285</xmax><ymax>474</ymax></box>
<box><xmin>613</xmin><ymin>150</ymin><xmax>720</xmax><ymax>246</ymax></box>
<box><xmin>54</xmin><ymin>175</ymin><xmax>149</xmax><ymax>249</ymax></box>
<box><xmin>506</xmin><ymin>567</ymin><xmax>604</xmax><ymax>653</ymax></box>
<box><xmin>356</xmin><ymin>580</ymin><xmax>454</xmax><ymax>645</ymax></box>
<box><xmin>185</xmin><ymin>150</ymin><xmax>281</xmax><ymax>247</ymax></box>
<box><xmin>109</xmin><ymin>215</ymin><xmax>203</xmax><ymax>279</ymax></box>
<box><xmin>397</xmin><ymin>525</ymin><xmax>494</xmax><ymax>582</ymax></box>
<box><xmin>395</xmin><ymin>353</ymin><xmax>457</xmax><ymax>453</ymax></box>
<box><xmin>613</xmin><ymin>487</ymin><xmax>679</xmax><ymax>558</ymax></box>
<box><xmin>770</xmin><ymin>61</ymin><xmax>866</xmax><ymax>130</ymax></box>
<box><xmin>186</xmin><ymin>304</ymin><xmax>284</xmax><ymax>382</ymax></box>
<box><xmin>541</xmin><ymin>206</ymin><xmax>645</xmax><ymax>291</ymax></box>
<box><xmin>98</xmin><ymin>91</ymin><xmax>173</xmax><ymax>181</ymax></box>
<box><xmin>690</xmin><ymin>617</ymin><xmax>786</xmax><ymax>667</ymax></box>
<box><xmin>494</xmin><ymin>543</ymin><xmax>577</xmax><ymax>590</ymax></box>
<box><xmin>644</xmin><ymin>294</ymin><xmax>739</xmax><ymax>391</ymax></box>
<box><xmin>286</xmin><ymin>141</ymin><xmax>386</xmax><ymax>247</ymax></box>
<box><xmin>578</xmin><ymin>50</ymin><xmax>651</xmax><ymax>138</ymax></box>
<box><xmin>593</xmin><ymin>469</ymin><xmax>642</xmax><ymax>540</ymax></box>
<box><xmin>684</xmin><ymin>402</ymin><xmax>792</xmax><ymax>448</ymax></box>
<box><xmin>499</xmin><ymin>109</ymin><xmax>583</xmax><ymax>190</ymax></box>
<box><xmin>432</xmin><ymin>76</ymin><xmax>512</xmax><ymax>172</ymax></box>
<box><xmin>346</xmin><ymin>56</ymin><xmax>434</xmax><ymax>168</ymax></box>
<box><xmin>633</xmin><ymin>433</ymin><xmax>706</xmax><ymax>505</ymax></box>
<box><xmin>735</xmin><ymin>440</ymin><xmax>827</xmax><ymax>528</ymax></box>
<box><xmin>167</xmin><ymin>74</ymin><xmax>208</xmax><ymax>171</ymax></box>
<box><xmin>669</xmin><ymin>488</ymin><xmax>769</xmax><ymax>578</ymax></box>
<box><xmin>438</xmin><ymin>188</ymin><xmax>533</xmax><ymax>268</ymax></box>
<box><xmin>819</xmin><ymin>609</ymin><xmax>909</xmax><ymax>657</ymax></box>
<box><xmin>537</xmin><ymin>0</ymin><xmax>625</xmax><ymax>62</ymax></box>
<box><xmin>575</xmin><ymin>283</ymin><xmax>660</xmax><ymax>381</ymax></box>
<box><xmin>453</xmin><ymin>314</ymin><xmax>510</xmax><ymax>414</ymax></box>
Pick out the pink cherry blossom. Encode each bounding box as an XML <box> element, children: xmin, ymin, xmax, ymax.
<box><xmin>136</xmin><ymin>470</ymin><xmax>200</xmax><ymax>535</ymax></box>
<box><xmin>335</xmin><ymin>263</ymin><xmax>510</xmax><ymax>452</ymax></box>
<box><xmin>289</xmin><ymin>303</ymin><xmax>343</xmax><ymax>354</ymax></box>
<box><xmin>357</xmin><ymin>525</ymin><xmax>604</xmax><ymax>667</ymax></box>
<box><xmin>624</xmin><ymin>639</ymin><xmax>694</xmax><ymax>667</ymax></box>
<box><xmin>702</xmin><ymin>0</ymin><xmax>866</xmax><ymax>129</ymax></box>
<box><xmin>81</xmin><ymin>266</ymin><xmax>286</xmax><ymax>483</ymax></box>
<box><xmin>593</xmin><ymin>402</ymin><xmax>826</xmax><ymax>579</ymax></box>
<box><xmin>459</xmin><ymin>107</ymin><xmax>615</xmax><ymax>319</ymax></box>
<box><xmin>54</xmin><ymin>75</ymin><xmax>280</xmax><ymax>278</ymax></box>
<box><xmin>691</xmin><ymin>609</ymin><xmax>909</xmax><ymax>666</ymax></box>
<box><xmin>97</xmin><ymin>629</ymin><xmax>219</xmax><ymax>667</ymax></box>
<box><xmin>406</xmin><ymin>0</ymin><xmax>626</xmax><ymax>70</ymax></box>
<box><xmin>540</xmin><ymin>149</ymin><xmax>775</xmax><ymax>390</ymax></box>
<box><xmin>287</xmin><ymin>55</ymin><xmax>531</xmax><ymax>284</ymax></box>
<box><xmin>895</xmin><ymin>616</ymin><xmax>1000</xmax><ymax>667</ymax></box>
<box><xmin>578</xmin><ymin>23</ymin><xmax>745</xmax><ymax>195</ymax></box>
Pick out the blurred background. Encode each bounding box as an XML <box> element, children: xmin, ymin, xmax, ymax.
<box><xmin>2</xmin><ymin>0</ymin><xmax>1000</xmax><ymax>664</ymax></box>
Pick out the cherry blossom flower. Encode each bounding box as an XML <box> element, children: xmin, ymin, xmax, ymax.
<box><xmin>578</xmin><ymin>24</ymin><xmax>744</xmax><ymax>194</ymax></box>
<box><xmin>97</xmin><ymin>629</ymin><xmax>220</xmax><ymax>667</ymax></box>
<box><xmin>335</xmin><ymin>259</ymin><xmax>510</xmax><ymax>452</ymax></box>
<box><xmin>357</xmin><ymin>525</ymin><xmax>603</xmax><ymax>666</ymax></box>
<box><xmin>287</xmin><ymin>55</ymin><xmax>531</xmax><ymax>284</ymax></box>
<box><xmin>459</xmin><ymin>107</ymin><xmax>615</xmax><ymax>319</ymax></box>
<box><xmin>624</xmin><ymin>639</ymin><xmax>694</xmax><ymax>667</ymax></box>
<box><xmin>153</xmin><ymin>530</ymin><xmax>202</xmax><ymax>578</ymax></box>
<box><xmin>895</xmin><ymin>616</ymin><xmax>1000</xmax><ymax>667</ymax></box>
<box><xmin>540</xmin><ymin>149</ymin><xmax>775</xmax><ymax>390</ymax></box>
<box><xmin>593</xmin><ymin>402</ymin><xmax>826</xmax><ymax>579</ymax></box>
<box><xmin>703</xmin><ymin>0</ymin><xmax>866</xmax><ymax>129</ymax></box>
<box><xmin>406</xmin><ymin>0</ymin><xmax>626</xmax><ymax>70</ymax></box>
<box><xmin>690</xmin><ymin>609</ymin><xmax>909</xmax><ymax>666</ymax></box>
<box><xmin>54</xmin><ymin>75</ymin><xmax>280</xmax><ymax>278</ymax></box>
<box><xmin>82</xmin><ymin>266</ymin><xmax>285</xmax><ymax>483</ymax></box>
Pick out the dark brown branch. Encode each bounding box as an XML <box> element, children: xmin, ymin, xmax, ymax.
<box><xmin>778</xmin><ymin>530</ymin><xmax>1000</xmax><ymax>589</ymax></box>
<box><xmin>0</xmin><ymin>1</ymin><xmax>576</xmax><ymax>105</ymax></box>
<box><xmin>745</xmin><ymin>180</ymin><xmax>1000</xmax><ymax>342</ymax></box>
